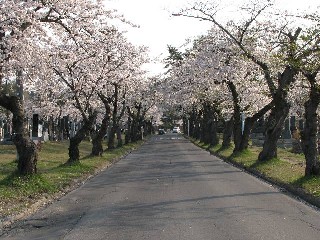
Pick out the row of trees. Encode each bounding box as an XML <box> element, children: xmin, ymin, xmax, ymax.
<box><xmin>163</xmin><ymin>0</ymin><xmax>320</xmax><ymax>176</ymax></box>
<box><xmin>0</xmin><ymin>0</ymin><xmax>159</xmax><ymax>175</ymax></box>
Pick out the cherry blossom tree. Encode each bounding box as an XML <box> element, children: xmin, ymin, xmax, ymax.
<box><xmin>191</xmin><ymin>31</ymin><xmax>272</xmax><ymax>151</ymax></box>
<box><xmin>163</xmin><ymin>30</ymin><xmax>272</xmax><ymax>151</ymax></box>
<box><xmin>50</xmin><ymin>44</ymin><xmax>101</xmax><ymax>162</ymax></box>
<box><xmin>125</xmin><ymin>75</ymin><xmax>159</xmax><ymax>143</ymax></box>
<box><xmin>173</xmin><ymin>0</ymin><xmax>307</xmax><ymax>161</ymax></box>
<box><xmin>102</xmin><ymin>46</ymin><xmax>149</xmax><ymax>150</ymax></box>
<box><xmin>0</xmin><ymin>0</ymin><xmax>129</xmax><ymax>172</ymax></box>
<box><xmin>43</xmin><ymin>18</ymin><xmax>148</xmax><ymax>160</ymax></box>
<box><xmin>174</xmin><ymin>0</ymin><xmax>320</xmax><ymax>176</ymax></box>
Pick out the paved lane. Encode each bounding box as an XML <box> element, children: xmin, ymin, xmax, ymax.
<box><xmin>2</xmin><ymin>134</ymin><xmax>320</xmax><ymax>239</ymax></box>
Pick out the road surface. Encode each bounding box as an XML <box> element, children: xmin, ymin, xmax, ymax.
<box><xmin>1</xmin><ymin>134</ymin><xmax>320</xmax><ymax>239</ymax></box>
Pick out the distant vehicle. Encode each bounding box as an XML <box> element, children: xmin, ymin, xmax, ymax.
<box><xmin>172</xmin><ymin>126</ymin><xmax>180</xmax><ymax>133</ymax></box>
<box><xmin>158</xmin><ymin>129</ymin><xmax>166</xmax><ymax>135</ymax></box>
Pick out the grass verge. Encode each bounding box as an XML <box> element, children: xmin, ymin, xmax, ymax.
<box><xmin>191</xmin><ymin>138</ymin><xmax>320</xmax><ymax>208</ymax></box>
<box><xmin>0</xmin><ymin>140</ymin><xmax>144</xmax><ymax>224</ymax></box>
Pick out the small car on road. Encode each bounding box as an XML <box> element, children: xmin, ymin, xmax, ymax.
<box><xmin>158</xmin><ymin>129</ymin><xmax>166</xmax><ymax>135</ymax></box>
<box><xmin>172</xmin><ymin>127</ymin><xmax>180</xmax><ymax>133</ymax></box>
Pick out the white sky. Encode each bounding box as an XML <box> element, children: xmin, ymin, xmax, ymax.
<box><xmin>105</xmin><ymin>0</ymin><xmax>319</xmax><ymax>76</ymax></box>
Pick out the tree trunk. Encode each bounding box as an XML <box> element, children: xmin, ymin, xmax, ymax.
<box><xmin>0</xmin><ymin>94</ymin><xmax>37</xmax><ymax>175</ymax></box>
<box><xmin>68</xmin><ymin>112</ymin><xmax>97</xmax><ymax>163</ymax></box>
<box><xmin>200</xmin><ymin>104</ymin><xmax>209</xmax><ymax>144</ymax></box>
<box><xmin>258</xmin><ymin>101</ymin><xmax>290</xmax><ymax>161</ymax></box>
<box><xmin>145</xmin><ymin>120</ymin><xmax>153</xmax><ymax>135</ymax></box>
<box><xmin>232</xmin><ymin>112</ymin><xmax>242</xmax><ymax>152</ymax></box>
<box><xmin>108</xmin><ymin>127</ymin><xmax>116</xmax><ymax>149</ymax></box>
<box><xmin>222</xmin><ymin>118</ymin><xmax>233</xmax><ymax>149</ymax></box>
<box><xmin>108</xmin><ymin>83</ymin><xmax>124</xmax><ymax>149</ymax></box>
<box><xmin>239</xmin><ymin>117</ymin><xmax>254</xmax><ymax>151</ymax></box>
<box><xmin>209</xmin><ymin>119</ymin><xmax>219</xmax><ymax>147</ymax></box>
<box><xmin>301</xmin><ymin>77</ymin><xmax>320</xmax><ymax>176</ymax></box>
<box><xmin>202</xmin><ymin>102</ymin><xmax>219</xmax><ymax>147</ymax></box>
<box><xmin>130</xmin><ymin>117</ymin><xmax>137</xmax><ymax>142</ymax></box>
<box><xmin>125</xmin><ymin>117</ymin><xmax>131</xmax><ymax>144</ymax></box>
<box><xmin>15</xmin><ymin>134</ymin><xmax>38</xmax><ymax>175</ymax></box>
<box><xmin>189</xmin><ymin>108</ymin><xmax>196</xmax><ymax>137</ymax></box>
<box><xmin>238</xmin><ymin>101</ymin><xmax>274</xmax><ymax>151</ymax></box>
<box><xmin>227</xmin><ymin>81</ymin><xmax>242</xmax><ymax>153</ymax></box>
<box><xmin>258</xmin><ymin>66</ymin><xmax>297</xmax><ymax>161</ymax></box>
<box><xmin>91</xmin><ymin>112</ymin><xmax>110</xmax><ymax>156</ymax></box>
<box><xmin>116</xmin><ymin>127</ymin><xmax>123</xmax><ymax>147</ymax></box>
<box><xmin>183</xmin><ymin>117</ymin><xmax>188</xmax><ymax>135</ymax></box>
<box><xmin>93</xmin><ymin>92</ymin><xmax>112</xmax><ymax>154</ymax></box>
<box><xmin>128</xmin><ymin>103</ymin><xmax>143</xmax><ymax>142</ymax></box>
<box><xmin>193</xmin><ymin>110</ymin><xmax>201</xmax><ymax>139</ymax></box>
<box><xmin>91</xmin><ymin>135</ymin><xmax>103</xmax><ymax>156</ymax></box>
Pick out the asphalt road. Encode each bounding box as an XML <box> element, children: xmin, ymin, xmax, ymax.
<box><xmin>2</xmin><ymin>134</ymin><xmax>320</xmax><ymax>240</ymax></box>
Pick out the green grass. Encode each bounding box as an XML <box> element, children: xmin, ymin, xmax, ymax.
<box><xmin>231</xmin><ymin>148</ymin><xmax>258</xmax><ymax>168</ymax></box>
<box><xmin>190</xmin><ymin>137</ymin><xmax>320</xmax><ymax>204</ymax></box>
<box><xmin>294</xmin><ymin>176</ymin><xmax>320</xmax><ymax>197</ymax></box>
<box><xmin>0</xmin><ymin>140</ymin><xmax>143</xmax><ymax>218</ymax></box>
<box><xmin>193</xmin><ymin>140</ymin><xmax>210</xmax><ymax>149</ymax></box>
